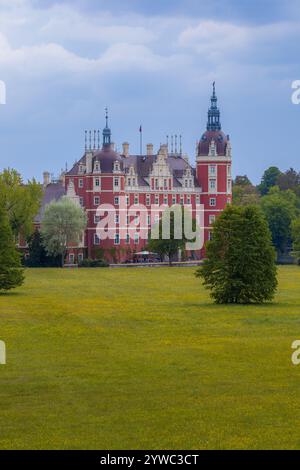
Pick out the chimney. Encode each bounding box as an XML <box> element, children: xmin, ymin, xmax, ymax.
<box><xmin>122</xmin><ymin>142</ymin><xmax>129</xmax><ymax>157</ymax></box>
<box><xmin>161</xmin><ymin>144</ymin><xmax>168</xmax><ymax>157</ymax></box>
<box><xmin>43</xmin><ymin>171</ymin><xmax>50</xmax><ymax>187</ymax></box>
<box><xmin>86</xmin><ymin>151</ymin><xmax>93</xmax><ymax>173</ymax></box>
<box><xmin>146</xmin><ymin>143</ymin><xmax>153</xmax><ymax>156</ymax></box>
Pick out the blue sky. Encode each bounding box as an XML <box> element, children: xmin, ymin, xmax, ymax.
<box><xmin>0</xmin><ymin>0</ymin><xmax>299</xmax><ymax>183</ymax></box>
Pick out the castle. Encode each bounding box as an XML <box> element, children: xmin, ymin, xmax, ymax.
<box><xmin>34</xmin><ymin>84</ymin><xmax>232</xmax><ymax>264</ymax></box>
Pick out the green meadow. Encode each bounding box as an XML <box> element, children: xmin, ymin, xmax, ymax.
<box><xmin>0</xmin><ymin>266</ymin><xmax>300</xmax><ymax>449</ymax></box>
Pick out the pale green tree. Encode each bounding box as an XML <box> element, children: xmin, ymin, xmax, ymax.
<box><xmin>41</xmin><ymin>197</ymin><xmax>87</xmax><ymax>267</ymax></box>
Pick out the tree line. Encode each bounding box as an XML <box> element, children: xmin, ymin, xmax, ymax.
<box><xmin>233</xmin><ymin>167</ymin><xmax>300</xmax><ymax>262</ymax></box>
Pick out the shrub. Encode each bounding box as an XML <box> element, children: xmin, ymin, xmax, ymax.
<box><xmin>79</xmin><ymin>258</ymin><xmax>109</xmax><ymax>268</ymax></box>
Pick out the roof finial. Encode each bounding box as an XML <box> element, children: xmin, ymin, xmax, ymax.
<box><xmin>103</xmin><ymin>107</ymin><xmax>111</xmax><ymax>147</ymax></box>
<box><xmin>105</xmin><ymin>107</ymin><xmax>108</xmax><ymax>128</ymax></box>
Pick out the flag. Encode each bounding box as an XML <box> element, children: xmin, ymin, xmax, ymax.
<box><xmin>139</xmin><ymin>125</ymin><xmax>142</xmax><ymax>133</ymax></box>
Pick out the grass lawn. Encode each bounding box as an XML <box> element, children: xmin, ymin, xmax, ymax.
<box><xmin>0</xmin><ymin>266</ymin><xmax>300</xmax><ymax>449</ymax></box>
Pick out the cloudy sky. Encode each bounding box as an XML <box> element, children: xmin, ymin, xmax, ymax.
<box><xmin>0</xmin><ymin>0</ymin><xmax>299</xmax><ymax>183</ymax></box>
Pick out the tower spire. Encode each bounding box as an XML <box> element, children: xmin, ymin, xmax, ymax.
<box><xmin>102</xmin><ymin>107</ymin><xmax>111</xmax><ymax>147</ymax></box>
<box><xmin>207</xmin><ymin>82</ymin><xmax>221</xmax><ymax>131</ymax></box>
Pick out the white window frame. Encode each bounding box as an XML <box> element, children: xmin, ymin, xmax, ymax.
<box><xmin>209</xmin><ymin>178</ymin><xmax>216</xmax><ymax>192</ymax></box>
<box><xmin>114</xmin><ymin>177</ymin><xmax>120</xmax><ymax>190</ymax></box>
<box><xmin>209</xmin><ymin>165</ymin><xmax>217</xmax><ymax>176</ymax></box>
<box><xmin>94</xmin><ymin>177</ymin><xmax>100</xmax><ymax>190</ymax></box>
<box><xmin>209</xmin><ymin>215</ymin><xmax>216</xmax><ymax>225</ymax></box>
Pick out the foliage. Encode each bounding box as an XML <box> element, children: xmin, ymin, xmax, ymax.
<box><xmin>196</xmin><ymin>205</ymin><xmax>277</xmax><ymax>304</ymax></box>
<box><xmin>79</xmin><ymin>258</ymin><xmax>109</xmax><ymax>268</ymax></box>
<box><xmin>108</xmin><ymin>247</ymin><xmax>118</xmax><ymax>263</ymax></box>
<box><xmin>148</xmin><ymin>206</ymin><xmax>196</xmax><ymax>265</ymax></box>
<box><xmin>260</xmin><ymin>186</ymin><xmax>297</xmax><ymax>254</ymax></box>
<box><xmin>0</xmin><ymin>168</ymin><xmax>42</xmax><ymax>239</ymax></box>
<box><xmin>41</xmin><ymin>197</ymin><xmax>87</xmax><ymax>267</ymax></box>
<box><xmin>258</xmin><ymin>166</ymin><xmax>281</xmax><ymax>196</ymax></box>
<box><xmin>291</xmin><ymin>218</ymin><xmax>300</xmax><ymax>264</ymax></box>
<box><xmin>24</xmin><ymin>230</ymin><xmax>60</xmax><ymax>267</ymax></box>
<box><xmin>0</xmin><ymin>206</ymin><xmax>24</xmax><ymax>291</ymax></box>
<box><xmin>233</xmin><ymin>175</ymin><xmax>260</xmax><ymax>206</ymax></box>
<box><xmin>277</xmin><ymin>168</ymin><xmax>300</xmax><ymax>196</ymax></box>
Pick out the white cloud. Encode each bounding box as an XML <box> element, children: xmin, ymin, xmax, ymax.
<box><xmin>178</xmin><ymin>21</ymin><xmax>249</xmax><ymax>58</ymax></box>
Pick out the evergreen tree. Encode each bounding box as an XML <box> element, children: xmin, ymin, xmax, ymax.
<box><xmin>0</xmin><ymin>206</ymin><xmax>24</xmax><ymax>291</ymax></box>
<box><xmin>196</xmin><ymin>205</ymin><xmax>277</xmax><ymax>304</ymax></box>
<box><xmin>25</xmin><ymin>230</ymin><xmax>60</xmax><ymax>267</ymax></box>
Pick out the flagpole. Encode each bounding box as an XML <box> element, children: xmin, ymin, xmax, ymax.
<box><xmin>140</xmin><ymin>125</ymin><xmax>142</xmax><ymax>156</ymax></box>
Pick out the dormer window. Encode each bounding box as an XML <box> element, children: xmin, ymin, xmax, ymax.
<box><xmin>79</xmin><ymin>165</ymin><xmax>85</xmax><ymax>174</ymax></box>
<box><xmin>114</xmin><ymin>161</ymin><xmax>121</xmax><ymax>173</ymax></box>
<box><xmin>94</xmin><ymin>162</ymin><xmax>100</xmax><ymax>173</ymax></box>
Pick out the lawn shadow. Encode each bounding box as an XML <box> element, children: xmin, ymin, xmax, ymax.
<box><xmin>0</xmin><ymin>290</ymin><xmax>25</xmax><ymax>297</ymax></box>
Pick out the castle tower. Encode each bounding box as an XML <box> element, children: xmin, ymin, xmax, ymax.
<box><xmin>196</xmin><ymin>84</ymin><xmax>232</xmax><ymax>248</ymax></box>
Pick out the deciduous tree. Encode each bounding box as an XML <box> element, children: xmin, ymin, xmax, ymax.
<box><xmin>41</xmin><ymin>197</ymin><xmax>87</xmax><ymax>267</ymax></box>
<box><xmin>0</xmin><ymin>168</ymin><xmax>42</xmax><ymax>239</ymax></box>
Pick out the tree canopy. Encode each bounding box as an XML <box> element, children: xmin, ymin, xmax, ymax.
<box><xmin>0</xmin><ymin>168</ymin><xmax>42</xmax><ymax>239</ymax></box>
<box><xmin>258</xmin><ymin>166</ymin><xmax>281</xmax><ymax>196</ymax></box>
<box><xmin>148</xmin><ymin>206</ymin><xmax>197</xmax><ymax>265</ymax></box>
<box><xmin>292</xmin><ymin>218</ymin><xmax>300</xmax><ymax>264</ymax></box>
<box><xmin>233</xmin><ymin>175</ymin><xmax>260</xmax><ymax>206</ymax></box>
<box><xmin>41</xmin><ymin>197</ymin><xmax>87</xmax><ymax>266</ymax></box>
<box><xmin>0</xmin><ymin>206</ymin><xmax>24</xmax><ymax>291</ymax></box>
<box><xmin>260</xmin><ymin>186</ymin><xmax>297</xmax><ymax>254</ymax></box>
<box><xmin>195</xmin><ymin>205</ymin><xmax>277</xmax><ymax>304</ymax></box>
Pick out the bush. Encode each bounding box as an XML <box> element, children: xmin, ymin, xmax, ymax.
<box><xmin>79</xmin><ymin>258</ymin><xmax>109</xmax><ymax>268</ymax></box>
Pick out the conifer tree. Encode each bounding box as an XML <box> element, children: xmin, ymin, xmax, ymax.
<box><xmin>0</xmin><ymin>206</ymin><xmax>24</xmax><ymax>291</ymax></box>
<box><xmin>196</xmin><ymin>205</ymin><xmax>277</xmax><ymax>304</ymax></box>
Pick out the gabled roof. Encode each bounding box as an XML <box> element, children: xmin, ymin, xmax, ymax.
<box><xmin>35</xmin><ymin>182</ymin><xmax>65</xmax><ymax>224</ymax></box>
<box><xmin>66</xmin><ymin>150</ymin><xmax>200</xmax><ymax>188</ymax></box>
